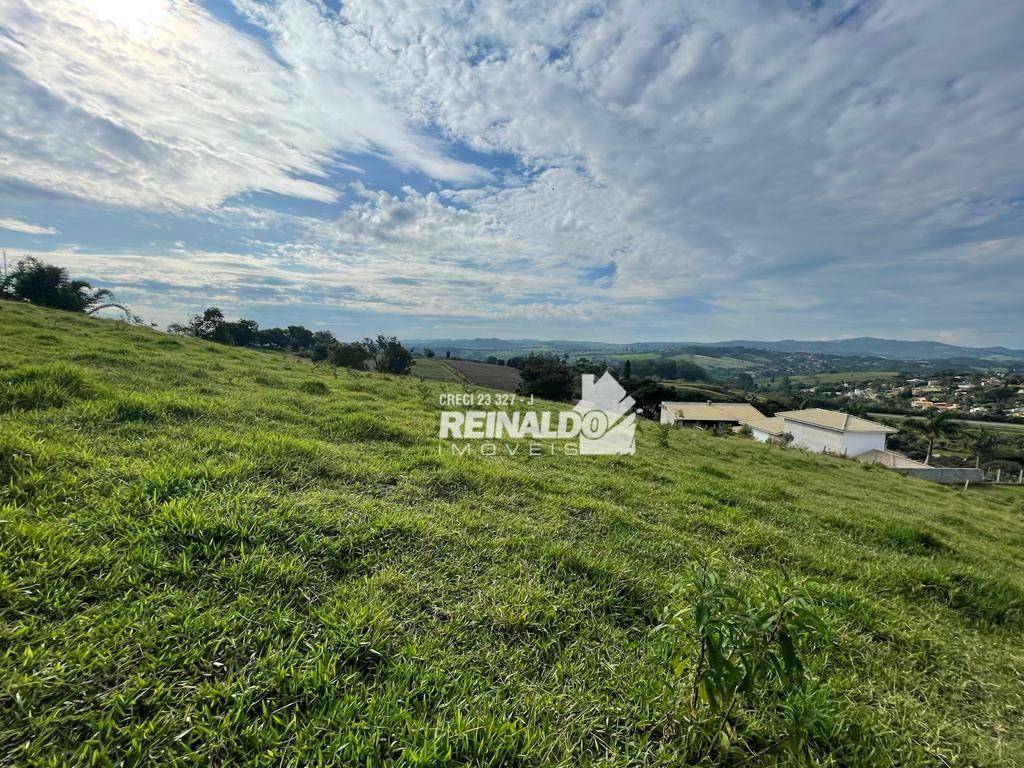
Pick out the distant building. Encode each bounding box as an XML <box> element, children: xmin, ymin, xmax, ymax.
<box><xmin>660</xmin><ymin>401</ymin><xmax>765</xmax><ymax>430</ymax></box>
<box><xmin>742</xmin><ymin>408</ymin><xmax>897</xmax><ymax>457</ymax></box>
<box><xmin>911</xmin><ymin>398</ymin><xmax>957</xmax><ymax>411</ymax></box>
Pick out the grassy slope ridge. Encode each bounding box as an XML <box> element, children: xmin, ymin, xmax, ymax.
<box><xmin>1</xmin><ymin>301</ymin><xmax>1023</xmax><ymax>767</ymax></box>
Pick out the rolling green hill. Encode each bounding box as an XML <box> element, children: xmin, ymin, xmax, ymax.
<box><xmin>410</xmin><ymin>357</ymin><xmax>462</xmax><ymax>382</ymax></box>
<box><xmin>788</xmin><ymin>371</ymin><xmax>901</xmax><ymax>386</ymax></box>
<box><xmin>2</xmin><ymin>301</ymin><xmax>1023</xmax><ymax>766</ymax></box>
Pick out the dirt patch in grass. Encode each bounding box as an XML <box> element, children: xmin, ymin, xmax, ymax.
<box><xmin>444</xmin><ymin>359</ymin><xmax>523</xmax><ymax>391</ymax></box>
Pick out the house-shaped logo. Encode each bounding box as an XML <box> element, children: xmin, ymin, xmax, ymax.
<box><xmin>574</xmin><ymin>372</ymin><xmax>637</xmax><ymax>455</ymax></box>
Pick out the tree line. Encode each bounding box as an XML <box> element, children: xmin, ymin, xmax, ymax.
<box><xmin>511</xmin><ymin>351</ymin><xmax>715</xmax><ymax>418</ymax></box>
<box><xmin>884</xmin><ymin>411</ymin><xmax>1024</xmax><ymax>473</ymax></box>
<box><xmin>169</xmin><ymin>307</ymin><xmax>413</xmax><ymax>374</ymax></box>
<box><xmin>1</xmin><ymin>257</ymin><xmax>414</xmax><ymax>375</ymax></box>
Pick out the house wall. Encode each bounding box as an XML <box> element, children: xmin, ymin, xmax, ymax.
<box><xmin>750</xmin><ymin>427</ymin><xmax>774</xmax><ymax>443</ymax></box>
<box><xmin>659</xmin><ymin>405</ymin><xmax>675</xmax><ymax>425</ymax></box>
<box><xmin>782</xmin><ymin>420</ymin><xmax>886</xmax><ymax>456</ymax></box>
<box><xmin>841</xmin><ymin>431</ymin><xmax>888</xmax><ymax>456</ymax></box>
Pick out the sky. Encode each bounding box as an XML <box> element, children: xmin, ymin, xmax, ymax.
<box><xmin>1</xmin><ymin>0</ymin><xmax>1023</xmax><ymax>347</ymax></box>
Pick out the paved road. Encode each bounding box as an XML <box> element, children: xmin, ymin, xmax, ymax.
<box><xmin>868</xmin><ymin>413</ymin><xmax>1024</xmax><ymax>433</ymax></box>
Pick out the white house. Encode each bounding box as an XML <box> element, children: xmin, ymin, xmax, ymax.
<box><xmin>741</xmin><ymin>416</ymin><xmax>787</xmax><ymax>443</ymax></box>
<box><xmin>741</xmin><ymin>408</ymin><xmax>897</xmax><ymax>457</ymax></box>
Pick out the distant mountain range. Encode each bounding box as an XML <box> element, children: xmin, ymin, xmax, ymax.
<box><xmin>405</xmin><ymin>336</ymin><xmax>1024</xmax><ymax>363</ymax></box>
<box><xmin>404</xmin><ymin>337</ymin><xmax>620</xmax><ymax>352</ymax></box>
<box><xmin>705</xmin><ymin>337</ymin><xmax>1024</xmax><ymax>361</ymax></box>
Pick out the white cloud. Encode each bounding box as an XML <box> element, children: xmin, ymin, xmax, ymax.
<box><xmin>0</xmin><ymin>0</ymin><xmax>486</xmax><ymax>209</ymax></box>
<box><xmin>2</xmin><ymin>0</ymin><xmax>1022</xmax><ymax>343</ymax></box>
<box><xmin>308</xmin><ymin>0</ymin><xmax>1024</xmax><ymax>339</ymax></box>
<box><xmin>0</xmin><ymin>217</ymin><xmax>59</xmax><ymax>235</ymax></box>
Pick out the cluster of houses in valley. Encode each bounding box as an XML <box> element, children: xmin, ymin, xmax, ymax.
<box><xmin>659</xmin><ymin>401</ymin><xmax>983</xmax><ymax>484</ymax></box>
<box><xmin>786</xmin><ymin>371</ymin><xmax>1024</xmax><ymax>420</ymax></box>
<box><xmin>904</xmin><ymin>375</ymin><xmax>1024</xmax><ymax>417</ymax></box>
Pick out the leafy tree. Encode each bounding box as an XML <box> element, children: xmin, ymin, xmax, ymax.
<box><xmin>629</xmin><ymin>378</ymin><xmax>681</xmax><ymax>419</ymax></box>
<box><xmin>970</xmin><ymin>428</ymin><xmax>999</xmax><ymax>469</ymax></box>
<box><xmin>677</xmin><ymin>359</ymin><xmax>710</xmax><ymax>382</ymax></box>
<box><xmin>654</xmin><ymin>358</ymin><xmax>679</xmax><ymax>379</ymax></box>
<box><xmin>310</xmin><ymin>343</ymin><xmax>331</xmax><ymax>363</ymax></box>
<box><xmin>623</xmin><ymin>359</ymin><xmax>632</xmax><ymax>380</ymax></box>
<box><xmin>423</xmin><ymin>348</ymin><xmax>435</xmax><ymax>358</ymax></box>
<box><xmin>363</xmin><ymin>335</ymin><xmax>413</xmax><ymax>375</ymax></box>
<box><xmin>984</xmin><ymin>385</ymin><xmax>1016</xmax><ymax>401</ymax></box>
<box><xmin>330</xmin><ymin>342</ymin><xmax>371</xmax><ymax>370</ymax></box>
<box><xmin>312</xmin><ymin>330</ymin><xmax>337</xmax><ymax>347</ymax></box>
<box><xmin>517</xmin><ymin>353</ymin><xmax>574</xmax><ymax>401</ymax></box>
<box><xmin>171</xmin><ymin>307</ymin><xmax>227</xmax><ymax>341</ymax></box>
<box><xmin>286</xmin><ymin>325</ymin><xmax>315</xmax><ymax>351</ymax></box>
<box><xmin>225</xmin><ymin>318</ymin><xmax>259</xmax><ymax>347</ymax></box>
<box><xmin>920</xmin><ymin>411</ymin><xmax>959</xmax><ymax>465</ymax></box>
<box><xmin>2</xmin><ymin>256</ymin><xmax>113</xmax><ymax>312</ymax></box>
<box><xmin>257</xmin><ymin>327</ymin><xmax>292</xmax><ymax>349</ymax></box>
<box><xmin>735</xmin><ymin>372</ymin><xmax>754</xmax><ymax>391</ymax></box>
<box><xmin>571</xmin><ymin>357</ymin><xmax>608</xmax><ymax>379</ymax></box>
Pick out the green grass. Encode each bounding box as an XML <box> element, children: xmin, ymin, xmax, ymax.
<box><xmin>967</xmin><ymin>485</ymin><xmax>1024</xmax><ymax>500</ymax></box>
<box><xmin>411</xmin><ymin>358</ymin><xmax>461</xmax><ymax>382</ymax></box>
<box><xmin>678</xmin><ymin>354</ymin><xmax>755</xmax><ymax>370</ymax></box>
<box><xmin>659</xmin><ymin>381</ymin><xmax>747</xmax><ymax>401</ymax></box>
<box><xmin>788</xmin><ymin>371</ymin><xmax>901</xmax><ymax>385</ymax></box>
<box><xmin>601</xmin><ymin>352</ymin><xmax>661</xmax><ymax>361</ymax></box>
<box><xmin>2</xmin><ymin>301</ymin><xmax>1024</xmax><ymax>766</ymax></box>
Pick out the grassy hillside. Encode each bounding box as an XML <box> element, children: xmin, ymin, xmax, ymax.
<box><xmin>2</xmin><ymin>301</ymin><xmax>1023</xmax><ymax>766</ymax></box>
<box><xmin>411</xmin><ymin>358</ymin><xmax>461</xmax><ymax>382</ymax></box>
<box><xmin>788</xmin><ymin>371</ymin><xmax>901</xmax><ymax>386</ymax></box>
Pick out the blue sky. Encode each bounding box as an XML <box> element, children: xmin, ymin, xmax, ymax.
<box><xmin>1</xmin><ymin>0</ymin><xmax>1023</xmax><ymax>346</ymax></box>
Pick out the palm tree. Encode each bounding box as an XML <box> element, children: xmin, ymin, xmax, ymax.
<box><xmin>920</xmin><ymin>411</ymin><xmax>958</xmax><ymax>465</ymax></box>
<box><xmin>969</xmin><ymin>427</ymin><xmax>998</xmax><ymax>469</ymax></box>
<box><xmin>2</xmin><ymin>256</ymin><xmax>112</xmax><ymax>312</ymax></box>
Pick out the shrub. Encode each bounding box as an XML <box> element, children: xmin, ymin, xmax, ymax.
<box><xmin>363</xmin><ymin>335</ymin><xmax>413</xmax><ymax>375</ymax></box>
<box><xmin>658</xmin><ymin>559</ymin><xmax>823</xmax><ymax>761</ymax></box>
<box><xmin>330</xmin><ymin>341</ymin><xmax>372</xmax><ymax>370</ymax></box>
<box><xmin>298</xmin><ymin>380</ymin><xmax>330</xmax><ymax>396</ymax></box>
